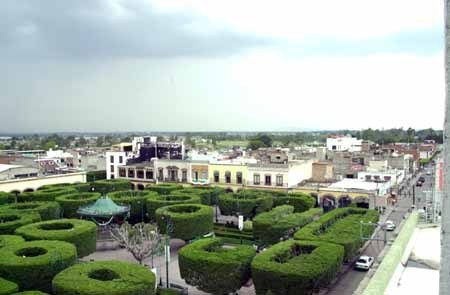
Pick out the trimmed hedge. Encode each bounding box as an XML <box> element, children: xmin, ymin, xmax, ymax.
<box><xmin>0</xmin><ymin>193</ymin><xmax>11</xmax><ymax>206</ymax></box>
<box><xmin>172</xmin><ymin>187</ymin><xmax>225</xmax><ymax>205</ymax></box>
<box><xmin>0</xmin><ymin>240</ymin><xmax>77</xmax><ymax>293</ymax></box>
<box><xmin>15</xmin><ymin>219</ymin><xmax>97</xmax><ymax>257</ymax></box>
<box><xmin>12</xmin><ymin>292</ymin><xmax>49</xmax><ymax>295</ymax></box>
<box><xmin>146</xmin><ymin>194</ymin><xmax>201</xmax><ymax>220</ymax></box>
<box><xmin>91</xmin><ymin>179</ymin><xmax>131</xmax><ymax>194</ymax></box>
<box><xmin>0</xmin><ymin>202</ymin><xmax>61</xmax><ymax>221</ymax></box>
<box><xmin>109</xmin><ymin>190</ymin><xmax>157</xmax><ymax>222</ymax></box>
<box><xmin>156</xmin><ymin>204</ymin><xmax>213</xmax><ymax>241</ymax></box>
<box><xmin>86</xmin><ymin>170</ymin><xmax>107</xmax><ymax>182</ymax></box>
<box><xmin>0</xmin><ymin>213</ymin><xmax>41</xmax><ymax>235</ymax></box>
<box><xmin>37</xmin><ymin>184</ymin><xmax>70</xmax><ymax>191</ymax></box>
<box><xmin>294</xmin><ymin>208</ymin><xmax>379</xmax><ymax>261</ymax></box>
<box><xmin>72</xmin><ymin>183</ymin><xmax>91</xmax><ymax>193</ymax></box>
<box><xmin>273</xmin><ymin>192</ymin><xmax>315</xmax><ymax>213</ymax></box>
<box><xmin>253</xmin><ymin>206</ymin><xmax>323</xmax><ymax>245</ymax></box>
<box><xmin>52</xmin><ymin>260</ymin><xmax>156</xmax><ymax>295</ymax></box>
<box><xmin>156</xmin><ymin>288</ymin><xmax>181</xmax><ymax>295</ymax></box>
<box><xmin>0</xmin><ymin>235</ymin><xmax>25</xmax><ymax>249</ymax></box>
<box><xmin>179</xmin><ymin>237</ymin><xmax>256</xmax><ymax>294</ymax></box>
<box><xmin>16</xmin><ymin>188</ymin><xmax>77</xmax><ymax>203</ymax></box>
<box><xmin>218</xmin><ymin>192</ymin><xmax>273</xmax><ymax>219</ymax></box>
<box><xmin>251</xmin><ymin>240</ymin><xmax>344</xmax><ymax>295</ymax></box>
<box><xmin>145</xmin><ymin>184</ymin><xmax>183</xmax><ymax>195</ymax></box>
<box><xmin>0</xmin><ymin>277</ymin><xmax>18</xmax><ymax>295</ymax></box>
<box><xmin>55</xmin><ymin>192</ymin><xmax>101</xmax><ymax>218</ymax></box>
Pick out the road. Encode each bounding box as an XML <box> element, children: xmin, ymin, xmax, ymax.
<box><xmin>325</xmin><ymin>170</ymin><xmax>432</xmax><ymax>295</ymax></box>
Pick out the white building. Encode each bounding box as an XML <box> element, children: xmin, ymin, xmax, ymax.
<box><xmin>326</xmin><ymin>135</ymin><xmax>362</xmax><ymax>152</ymax></box>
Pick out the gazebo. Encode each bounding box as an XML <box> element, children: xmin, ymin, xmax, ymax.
<box><xmin>77</xmin><ymin>196</ymin><xmax>130</xmax><ymax>226</ymax></box>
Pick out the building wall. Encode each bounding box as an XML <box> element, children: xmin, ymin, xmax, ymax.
<box><xmin>287</xmin><ymin>160</ymin><xmax>314</xmax><ymax>187</ymax></box>
<box><xmin>326</xmin><ymin>136</ymin><xmax>362</xmax><ymax>152</ymax></box>
<box><xmin>0</xmin><ymin>172</ymin><xmax>86</xmax><ymax>193</ymax></box>
<box><xmin>154</xmin><ymin>159</ymin><xmax>191</xmax><ymax>183</ymax></box>
<box><xmin>247</xmin><ymin>164</ymin><xmax>289</xmax><ymax>188</ymax></box>
<box><xmin>106</xmin><ymin>151</ymin><xmax>128</xmax><ymax>179</ymax></box>
<box><xmin>209</xmin><ymin>163</ymin><xmax>248</xmax><ymax>187</ymax></box>
<box><xmin>312</xmin><ymin>162</ymin><xmax>334</xmax><ymax>182</ymax></box>
<box><xmin>0</xmin><ymin>167</ymin><xmax>39</xmax><ymax>181</ymax></box>
<box><xmin>191</xmin><ymin>163</ymin><xmax>209</xmax><ymax>183</ymax></box>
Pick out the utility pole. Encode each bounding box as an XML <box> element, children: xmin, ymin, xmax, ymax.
<box><xmin>440</xmin><ymin>1</ymin><xmax>450</xmax><ymax>294</ymax></box>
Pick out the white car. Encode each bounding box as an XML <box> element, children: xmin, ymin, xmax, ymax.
<box><xmin>385</xmin><ymin>220</ymin><xmax>396</xmax><ymax>231</ymax></box>
<box><xmin>354</xmin><ymin>255</ymin><xmax>374</xmax><ymax>271</ymax></box>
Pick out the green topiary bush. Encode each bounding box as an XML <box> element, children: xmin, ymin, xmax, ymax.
<box><xmin>251</xmin><ymin>240</ymin><xmax>344</xmax><ymax>295</ymax></box>
<box><xmin>52</xmin><ymin>260</ymin><xmax>156</xmax><ymax>295</ymax></box>
<box><xmin>273</xmin><ymin>192</ymin><xmax>315</xmax><ymax>213</ymax></box>
<box><xmin>0</xmin><ymin>240</ymin><xmax>77</xmax><ymax>293</ymax></box>
<box><xmin>17</xmin><ymin>188</ymin><xmax>77</xmax><ymax>203</ymax></box>
<box><xmin>91</xmin><ymin>179</ymin><xmax>131</xmax><ymax>194</ymax></box>
<box><xmin>0</xmin><ymin>213</ymin><xmax>41</xmax><ymax>235</ymax></box>
<box><xmin>0</xmin><ymin>193</ymin><xmax>12</xmax><ymax>205</ymax></box>
<box><xmin>0</xmin><ymin>277</ymin><xmax>19</xmax><ymax>295</ymax></box>
<box><xmin>156</xmin><ymin>204</ymin><xmax>213</xmax><ymax>241</ymax></box>
<box><xmin>72</xmin><ymin>183</ymin><xmax>91</xmax><ymax>193</ymax></box>
<box><xmin>12</xmin><ymin>291</ymin><xmax>49</xmax><ymax>295</ymax></box>
<box><xmin>294</xmin><ymin>208</ymin><xmax>379</xmax><ymax>261</ymax></box>
<box><xmin>253</xmin><ymin>206</ymin><xmax>323</xmax><ymax>245</ymax></box>
<box><xmin>0</xmin><ymin>235</ymin><xmax>25</xmax><ymax>249</ymax></box>
<box><xmin>109</xmin><ymin>190</ymin><xmax>157</xmax><ymax>222</ymax></box>
<box><xmin>172</xmin><ymin>187</ymin><xmax>225</xmax><ymax>205</ymax></box>
<box><xmin>179</xmin><ymin>237</ymin><xmax>256</xmax><ymax>294</ymax></box>
<box><xmin>146</xmin><ymin>194</ymin><xmax>201</xmax><ymax>221</ymax></box>
<box><xmin>55</xmin><ymin>192</ymin><xmax>100</xmax><ymax>218</ymax></box>
<box><xmin>0</xmin><ymin>202</ymin><xmax>61</xmax><ymax>221</ymax></box>
<box><xmin>145</xmin><ymin>184</ymin><xmax>183</xmax><ymax>195</ymax></box>
<box><xmin>218</xmin><ymin>192</ymin><xmax>273</xmax><ymax>219</ymax></box>
<box><xmin>15</xmin><ymin>219</ymin><xmax>97</xmax><ymax>257</ymax></box>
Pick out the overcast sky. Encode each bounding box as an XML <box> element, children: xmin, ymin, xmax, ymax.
<box><xmin>0</xmin><ymin>0</ymin><xmax>445</xmax><ymax>133</ymax></box>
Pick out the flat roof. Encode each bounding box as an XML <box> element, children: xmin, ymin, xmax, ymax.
<box><xmin>0</xmin><ymin>164</ymin><xmax>23</xmax><ymax>173</ymax></box>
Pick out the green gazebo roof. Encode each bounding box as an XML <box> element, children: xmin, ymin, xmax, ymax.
<box><xmin>77</xmin><ymin>196</ymin><xmax>129</xmax><ymax>218</ymax></box>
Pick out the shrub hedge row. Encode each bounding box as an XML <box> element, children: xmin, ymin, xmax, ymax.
<box><xmin>16</xmin><ymin>188</ymin><xmax>77</xmax><ymax>203</ymax></box>
<box><xmin>12</xmin><ymin>291</ymin><xmax>49</xmax><ymax>295</ymax></box>
<box><xmin>52</xmin><ymin>260</ymin><xmax>156</xmax><ymax>295</ymax></box>
<box><xmin>178</xmin><ymin>237</ymin><xmax>256</xmax><ymax>294</ymax></box>
<box><xmin>0</xmin><ymin>240</ymin><xmax>77</xmax><ymax>293</ymax></box>
<box><xmin>0</xmin><ymin>235</ymin><xmax>25</xmax><ymax>249</ymax></box>
<box><xmin>156</xmin><ymin>204</ymin><xmax>213</xmax><ymax>241</ymax></box>
<box><xmin>0</xmin><ymin>212</ymin><xmax>41</xmax><ymax>235</ymax></box>
<box><xmin>109</xmin><ymin>190</ymin><xmax>157</xmax><ymax>222</ymax></box>
<box><xmin>0</xmin><ymin>193</ymin><xmax>11</xmax><ymax>206</ymax></box>
<box><xmin>15</xmin><ymin>219</ymin><xmax>97</xmax><ymax>257</ymax></box>
<box><xmin>294</xmin><ymin>208</ymin><xmax>379</xmax><ymax>261</ymax></box>
<box><xmin>172</xmin><ymin>187</ymin><xmax>225</xmax><ymax>205</ymax></box>
<box><xmin>0</xmin><ymin>277</ymin><xmax>18</xmax><ymax>295</ymax></box>
<box><xmin>0</xmin><ymin>202</ymin><xmax>61</xmax><ymax>221</ymax></box>
<box><xmin>145</xmin><ymin>184</ymin><xmax>183</xmax><ymax>195</ymax></box>
<box><xmin>251</xmin><ymin>240</ymin><xmax>344</xmax><ymax>295</ymax></box>
<box><xmin>146</xmin><ymin>194</ymin><xmax>201</xmax><ymax>221</ymax></box>
<box><xmin>91</xmin><ymin>179</ymin><xmax>131</xmax><ymax>194</ymax></box>
<box><xmin>55</xmin><ymin>192</ymin><xmax>101</xmax><ymax>218</ymax></box>
<box><xmin>218</xmin><ymin>192</ymin><xmax>273</xmax><ymax>219</ymax></box>
<box><xmin>273</xmin><ymin>192</ymin><xmax>315</xmax><ymax>213</ymax></box>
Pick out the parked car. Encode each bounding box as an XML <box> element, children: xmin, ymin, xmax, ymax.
<box><xmin>419</xmin><ymin>176</ymin><xmax>425</xmax><ymax>183</ymax></box>
<box><xmin>385</xmin><ymin>220</ymin><xmax>396</xmax><ymax>231</ymax></box>
<box><xmin>416</xmin><ymin>181</ymin><xmax>423</xmax><ymax>187</ymax></box>
<box><xmin>354</xmin><ymin>255</ymin><xmax>374</xmax><ymax>271</ymax></box>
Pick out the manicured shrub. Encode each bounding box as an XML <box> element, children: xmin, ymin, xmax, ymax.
<box><xmin>55</xmin><ymin>192</ymin><xmax>100</xmax><ymax>218</ymax></box>
<box><xmin>86</xmin><ymin>170</ymin><xmax>107</xmax><ymax>182</ymax></box>
<box><xmin>15</xmin><ymin>219</ymin><xmax>97</xmax><ymax>257</ymax></box>
<box><xmin>17</xmin><ymin>188</ymin><xmax>77</xmax><ymax>202</ymax></box>
<box><xmin>0</xmin><ymin>193</ymin><xmax>12</xmax><ymax>205</ymax></box>
<box><xmin>72</xmin><ymin>183</ymin><xmax>91</xmax><ymax>193</ymax></box>
<box><xmin>156</xmin><ymin>288</ymin><xmax>181</xmax><ymax>295</ymax></box>
<box><xmin>109</xmin><ymin>190</ymin><xmax>156</xmax><ymax>222</ymax></box>
<box><xmin>0</xmin><ymin>277</ymin><xmax>18</xmax><ymax>295</ymax></box>
<box><xmin>0</xmin><ymin>213</ymin><xmax>41</xmax><ymax>235</ymax></box>
<box><xmin>145</xmin><ymin>184</ymin><xmax>183</xmax><ymax>195</ymax></box>
<box><xmin>273</xmin><ymin>192</ymin><xmax>315</xmax><ymax>213</ymax></box>
<box><xmin>0</xmin><ymin>235</ymin><xmax>25</xmax><ymax>249</ymax></box>
<box><xmin>179</xmin><ymin>237</ymin><xmax>256</xmax><ymax>294</ymax></box>
<box><xmin>172</xmin><ymin>187</ymin><xmax>225</xmax><ymax>205</ymax></box>
<box><xmin>37</xmin><ymin>184</ymin><xmax>70</xmax><ymax>191</ymax></box>
<box><xmin>146</xmin><ymin>194</ymin><xmax>201</xmax><ymax>220</ymax></box>
<box><xmin>12</xmin><ymin>291</ymin><xmax>49</xmax><ymax>295</ymax></box>
<box><xmin>294</xmin><ymin>208</ymin><xmax>379</xmax><ymax>261</ymax></box>
<box><xmin>156</xmin><ymin>204</ymin><xmax>213</xmax><ymax>241</ymax></box>
<box><xmin>213</xmin><ymin>224</ymin><xmax>254</xmax><ymax>241</ymax></box>
<box><xmin>52</xmin><ymin>260</ymin><xmax>156</xmax><ymax>295</ymax></box>
<box><xmin>91</xmin><ymin>179</ymin><xmax>131</xmax><ymax>194</ymax></box>
<box><xmin>0</xmin><ymin>202</ymin><xmax>61</xmax><ymax>221</ymax></box>
<box><xmin>218</xmin><ymin>192</ymin><xmax>273</xmax><ymax>219</ymax></box>
<box><xmin>251</xmin><ymin>240</ymin><xmax>344</xmax><ymax>295</ymax></box>
<box><xmin>253</xmin><ymin>206</ymin><xmax>322</xmax><ymax>245</ymax></box>
<box><xmin>0</xmin><ymin>240</ymin><xmax>77</xmax><ymax>293</ymax></box>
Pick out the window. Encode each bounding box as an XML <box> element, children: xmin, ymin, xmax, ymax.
<box><xmin>276</xmin><ymin>175</ymin><xmax>283</xmax><ymax>186</ymax></box>
<box><xmin>146</xmin><ymin>170</ymin><xmax>153</xmax><ymax>180</ymax></box>
<box><xmin>110</xmin><ymin>165</ymin><xmax>114</xmax><ymax>173</ymax></box>
<box><xmin>119</xmin><ymin>168</ymin><xmax>126</xmax><ymax>177</ymax></box>
<box><xmin>365</xmin><ymin>175</ymin><xmax>371</xmax><ymax>181</ymax></box>
<box><xmin>201</xmin><ymin>171</ymin><xmax>207</xmax><ymax>180</ymax></box>
<box><xmin>182</xmin><ymin>169</ymin><xmax>188</xmax><ymax>182</ymax></box>
<box><xmin>137</xmin><ymin>170</ymin><xmax>144</xmax><ymax>179</ymax></box>
<box><xmin>110</xmin><ymin>175</ymin><xmax>115</xmax><ymax>179</ymax></box>
<box><xmin>225</xmin><ymin>171</ymin><xmax>231</xmax><ymax>183</ymax></box>
<box><xmin>110</xmin><ymin>156</ymin><xmax>114</xmax><ymax>163</ymax></box>
<box><xmin>253</xmin><ymin>174</ymin><xmax>260</xmax><ymax>185</ymax></box>
<box><xmin>128</xmin><ymin>168</ymin><xmax>135</xmax><ymax>178</ymax></box>
<box><xmin>332</xmin><ymin>145</ymin><xmax>337</xmax><ymax>150</ymax></box>
<box><xmin>236</xmin><ymin>172</ymin><xmax>242</xmax><ymax>184</ymax></box>
<box><xmin>265</xmin><ymin>175</ymin><xmax>272</xmax><ymax>186</ymax></box>
<box><xmin>119</xmin><ymin>156</ymin><xmax>123</xmax><ymax>164</ymax></box>
<box><xmin>214</xmin><ymin>171</ymin><xmax>219</xmax><ymax>183</ymax></box>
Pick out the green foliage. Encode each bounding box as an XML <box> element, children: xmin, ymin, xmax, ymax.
<box><xmin>0</xmin><ymin>240</ymin><xmax>77</xmax><ymax>293</ymax></box>
<box><xmin>247</xmin><ymin>133</ymin><xmax>273</xmax><ymax>150</ymax></box>
<box><xmin>218</xmin><ymin>192</ymin><xmax>273</xmax><ymax>219</ymax></box>
<box><xmin>12</xmin><ymin>291</ymin><xmax>49</xmax><ymax>295</ymax></box>
<box><xmin>251</xmin><ymin>240</ymin><xmax>344</xmax><ymax>295</ymax></box>
<box><xmin>86</xmin><ymin>170</ymin><xmax>107</xmax><ymax>182</ymax></box>
<box><xmin>145</xmin><ymin>184</ymin><xmax>183</xmax><ymax>195</ymax></box>
<box><xmin>156</xmin><ymin>288</ymin><xmax>181</xmax><ymax>295</ymax></box>
<box><xmin>16</xmin><ymin>188</ymin><xmax>77</xmax><ymax>203</ymax></box>
<box><xmin>0</xmin><ymin>212</ymin><xmax>41</xmax><ymax>235</ymax></box>
<box><xmin>0</xmin><ymin>202</ymin><xmax>61</xmax><ymax>221</ymax></box>
<box><xmin>0</xmin><ymin>193</ymin><xmax>12</xmax><ymax>206</ymax></box>
<box><xmin>91</xmin><ymin>179</ymin><xmax>131</xmax><ymax>194</ymax></box>
<box><xmin>72</xmin><ymin>183</ymin><xmax>91</xmax><ymax>193</ymax></box>
<box><xmin>52</xmin><ymin>260</ymin><xmax>156</xmax><ymax>295</ymax></box>
<box><xmin>109</xmin><ymin>190</ymin><xmax>156</xmax><ymax>222</ymax></box>
<box><xmin>179</xmin><ymin>238</ymin><xmax>256</xmax><ymax>294</ymax></box>
<box><xmin>253</xmin><ymin>207</ymin><xmax>323</xmax><ymax>245</ymax></box>
<box><xmin>213</xmin><ymin>224</ymin><xmax>254</xmax><ymax>241</ymax></box>
<box><xmin>172</xmin><ymin>187</ymin><xmax>224</xmax><ymax>205</ymax></box>
<box><xmin>294</xmin><ymin>208</ymin><xmax>379</xmax><ymax>261</ymax></box>
<box><xmin>156</xmin><ymin>204</ymin><xmax>213</xmax><ymax>241</ymax></box>
<box><xmin>55</xmin><ymin>192</ymin><xmax>101</xmax><ymax>218</ymax></box>
<box><xmin>273</xmin><ymin>192</ymin><xmax>315</xmax><ymax>213</ymax></box>
<box><xmin>15</xmin><ymin>219</ymin><xmax>97</xmax><ymax>257</ymax></box>
<box><xmin>146</xmin><ymin>194</ymin><xmax>201</xmax><ymax>221</ymax></box>
<box><xmin>0</xmin><ymin>277</ymin><xmax>18</xmax><ymax>295</ymax></box>
<box><xmin>0</xmin><ymin>235</ymin><xmax>25</xmax><ymax>249</ymax></box>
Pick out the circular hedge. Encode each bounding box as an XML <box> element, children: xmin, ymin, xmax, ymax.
<box><xmin>52</xmin><ymin>260</ymin><xmax>156</xmax><ymax>295</ymax></box>
<box><xmin>172</xmin><ymin>187</ymin><xmax>225</xmax><ymax>205</ymax></box>
<box><xmin>146</xmin><ymin>194</ymin><xmax>201</xmax><ymax>220</ymax></box>
<box><xmin>179</xmin><ymin>237</ymin><xmax>256</xmax><ymax>294</ymax></box>
<box><xmin>15</xmin><ymin>219</ymin><xmax>97</xmax><ymax>257</ymax></box>
<box><xmin>145</xmin><ymin>184</ymin><xmax>183</xmax><ymax>195</ymax></box>
<box><xmin>0</xmin><ymin>202</ymin><xmax>61</xmax><ymax>221</ymax></box>
<box><xmin>12</xmin><ymin>291</ymin><xmax>49</xmax><ymax>295</ymax></box>
<box><xmin>0</xmin><ymin>240</ymin><xmax>77</xmax><ymax>293</ymax></box>
<box><xmin>218</xmin><ymin>192</ymin><xmax>273</xmax><ymax>219</ymax></box>
<box><xmin>109</xmin><ymin>190</ymin><xmax>156</xmax><ymax>222</ymax></box>
<box><xmin>0</xmin><ymin>277</ymin><xmax>18</xmax><ymax>295</ymax></box>
<box><xmin>156</xmin><ymin>204</ymin><xmax>213</xmax><ymax>241</ymax></box>
<box><xmin>251</xmin><ymin>240</ymin><xmax>344</xmax><ymax>295</ymax></box>
<box><xmin>55</xmin><ymin>192</ymin><xmax>101</xmax><ymax>218</ymax></box>
<box><xmin>273</xmin><ymin>192</ymin><xmax>315</xmax><ymax>213</ymax></box>
<box><xmin>0</xmin><ymin>193</ymin><xmax>11</xmax><ymax>206</ymax></box>
<box><xmin>37</xmin><ymin>184</ymin><xmax>70</xmax><ymax>191</ymax></box>
<box><xmin>17</xmin><ymin>188</ymin><xmax>77</xmax><ymax>203</ymax></box>
<box><xmin>0</xmin><ymin>235</ymin><xmax>25</xmax><ymax>249</ymax></box>
<box><xmin>0</xmin><ymin>212</ymin><xmax>41</xmax><ymax>235</ymax></box>
<box><xmin>91</xmin><ymin>179</ymin><xmax>131</xmax><ymax>194</ymax></box>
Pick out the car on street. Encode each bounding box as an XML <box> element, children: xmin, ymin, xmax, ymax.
<box><xmin>419</xmin><ymin>176</ymin><xmax>425</xmax><ymax>183</ymax></box>
<box><xmin>354</xmin><ymin>255</ymin><xmax>374</xmax><ymax>271</ymax></box>
<box><xmin>416</xmin><ymin>181</ymin><xmax>422</xmax><ymax>187</ymax></box>
<box><xmin>385</xmin><ymin>220</ymin><xmax>395</xmax><ymax>231</ymax></box>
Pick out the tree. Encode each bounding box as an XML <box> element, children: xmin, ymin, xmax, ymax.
<box><xmin>111</xmin><ymin>222</ymin><xmax>162</xmax><ymax>265</ymax></box>
<box><xmin>44</xmin><ymin>140</ymin><xmax>57</xmax><ymax>151</ymax></box>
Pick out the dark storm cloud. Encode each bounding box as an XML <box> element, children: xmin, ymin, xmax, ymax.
<box><xmin>0</xmin><ymin>0</ymin><xmax>268</xmax><ymax>59</ymax></box>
